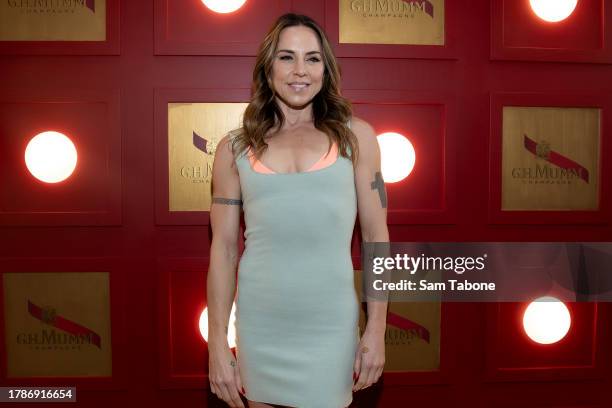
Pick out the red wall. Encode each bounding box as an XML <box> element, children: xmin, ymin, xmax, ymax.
<box><xmin>1</xmin><ymin>0</ymin><xmax>611</xmax><ymax>406</ymax></box>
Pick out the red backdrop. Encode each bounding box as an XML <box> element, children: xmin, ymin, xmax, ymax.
<box><xmin>0</xmin><ymin>0</ymin><xmax>611</xmax><ymax>407</ymax></box>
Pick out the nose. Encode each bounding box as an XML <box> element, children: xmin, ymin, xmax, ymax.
<box><xmin>294</xmin><ymin>58</ymin><xmax>306</xmax><ymax>76</ymax></box>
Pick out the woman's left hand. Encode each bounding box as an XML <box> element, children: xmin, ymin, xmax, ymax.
<box><xmin>352</xmin><ymin>325</ymin><xmax>385</xmax><ymax>392</ymax></box>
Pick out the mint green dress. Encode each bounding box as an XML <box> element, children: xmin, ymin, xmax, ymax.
<box><xmin>232</xmin><ymin>124</ymin><xmax>360</xmax><ymax>408</ymax></box>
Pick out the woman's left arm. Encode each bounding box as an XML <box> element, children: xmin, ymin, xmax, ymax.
<box><xmin>351</xmin><ymin>117</ymin><xmax>390</xmax><ymax>391</ymax></box>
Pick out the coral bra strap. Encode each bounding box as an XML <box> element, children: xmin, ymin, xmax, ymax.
<box><xmin>248</xmin><ymin>142</ymin><xmax>338</xmax><ymax>174</ymax></box>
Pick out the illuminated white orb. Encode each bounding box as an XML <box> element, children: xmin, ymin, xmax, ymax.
<box><xmin>523</xmin><ymin>296</ymin><xmax>571</xmax><ymax>344</ymax></box>
<box><xmin>529</xmin><ymin>0</ymin><xmax>578</xmax><ymax>22</ymax></box>
<box><xmin>25</xmin><ymin>131</ymin><xmax>78</xmax><ymax>183</ymax></box>
<box><xmin>377</xmin><ymin>132</ymin><xmax>416</xmax><ymax>183</ymax></box>
<box><xmin>201</xmin><ymin>0</ymin><xmax>247</xmax><ymax>14</ymax></box>
<box><xmin>199</xmin><ymin>302</ymin><xmax>237</xmax><ymax>348</ymax></box>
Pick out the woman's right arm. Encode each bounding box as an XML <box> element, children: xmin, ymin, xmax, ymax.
<box><xmin>207</xmin><ymin>133</ymin><xmax>245</xmax><ymax>408</ymax></box>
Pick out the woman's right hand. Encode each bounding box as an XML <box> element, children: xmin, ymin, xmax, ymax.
<box><xmin>208</xmin><ymin>342</ymin><xmax>245</xmax><ymax>408</ymax></box>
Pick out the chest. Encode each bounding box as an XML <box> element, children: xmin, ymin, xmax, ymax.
<box><xmin>259</xmin><ymin>129</ymin><xmax>334</xmax><ymax>174</ymax></box>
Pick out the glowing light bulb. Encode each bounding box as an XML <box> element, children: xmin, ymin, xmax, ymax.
<box><xmin>529</xmin><ymin>0</ymin><xmax>578</xmax><ymax>23</ymax></box>
<box><xmin>24</xmin><ymin>131</ymin><xmax>78</xmax><ymax>183</ymax></box>
<box><xmin>377</xmin><ymin>132</ymin><xmax>415</xmax><ymax>183</ymax></box>
<box><xmin>523</xmin><ymin>296</ymin><xmax>571</xmax><ymax>344</ymax></box>
<box><xmin>200</xmin><ymin>302</ymin><xmax>237</xmax><ymax>348</ymax></box>
<box><xmin>201</xmin><ymin>0</ymin><xmax>247</xmax><ymax>14</ymax></box>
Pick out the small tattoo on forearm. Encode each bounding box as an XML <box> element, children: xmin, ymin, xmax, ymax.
<box><xmin>212</xmin><ymin>197</ymin><xmax>242</xmax><ymax>206</ymax></box>
<box><xmin>370</xmin><ymin>172</ymin><xmax>387</xmax><ymax>208</ymax></box>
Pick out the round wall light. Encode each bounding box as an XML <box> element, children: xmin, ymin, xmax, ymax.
<box><xmin>529</xmin><ymin>0</ymin><xmax>578</xmax><ymax>22</ymax></box>
<box><xmin>377</xmin><ymin>132</ymin><xmax>416</xmax><ymax>183</ymax></box>
<box><xmin>201</xmin><ymin>0</ymin><xmax>247</xmax><ymax>14</ymax></box>
<box><xmin>25</xmin><ymin>131</ymin><xmax>78</xmax><ymax>183</ymax></box>
<box><xmin>523</xmin><ymin>296</ymin><xmax>571</xmax><ymax>344</ymax></box>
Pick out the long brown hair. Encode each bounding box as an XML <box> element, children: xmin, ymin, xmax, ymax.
<box><xmin>230</xmin><ymin>13</ymin><xmax>358</xmax><ymax>165</ymax></box>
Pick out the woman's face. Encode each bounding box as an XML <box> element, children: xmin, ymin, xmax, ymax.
<box><xmin>270</xmin><ymin>25</ymin><xmax>325</xmax><ymax>110</ymax></box>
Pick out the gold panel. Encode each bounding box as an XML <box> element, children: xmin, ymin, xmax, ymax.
<box><xmin>354</xmin><ymin>270</ymin><xmax>440</xmax><ymax>371</ymax></box>
<box><xmin>168</xmin><ymin>102</ymin><xmax>248</xmax><ymax>212</ymax></box>
<box><xmin>0</xmin><ymin>0</ymin><xmax>106</xmax><ymax>41</ymax></box>
<box><xmin>3</xmin><ymin>272</ymin><xmax>112</xmax><ymax>377</ymax></box>
<box><xmin>502</xmin><ymin>107</ymin><xmax>600</xmax><ymax>211</ymax></box>
<box><xmin>339</xmin><ymin>0</ymin><xmax>444</xmax><ymax>45</ymax></box>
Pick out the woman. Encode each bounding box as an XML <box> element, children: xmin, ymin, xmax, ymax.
<box><xmin>207</xmin><ymin>13</ymin><xmax>389</xmax><ymax>408</ymax></box>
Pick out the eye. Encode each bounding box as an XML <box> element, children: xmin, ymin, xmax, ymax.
<box><xmin>308</xmin><ymin>57</ymin><xmax>321</xmax><ymax>62</ymax></box>
<box><xmin>279</xmin><ymin>55</ymin><xmax>292</xmax><ymax>60</ymax></box>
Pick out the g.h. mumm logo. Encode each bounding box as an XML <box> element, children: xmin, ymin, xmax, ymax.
<box><xmin>16</xmin><ymin>300</ymin><xmax>102</xmax><ymax>350</ymax></box>
<box><xmin>349</xmin><ymin>0</ymin><xmax>434</xmax><ymax>18</ymax></box>
<box><xmin>7</xmin><ymin>0</ymin><xmax>96</xmax><ymax>14</ymax></box>
<box><xmin>179</xmin><ymin>131</ymin><xmax>217</xmax><ymax>183</ymax></box>
<box><xmin>511</xmin><ymin>134</ymin><xmax>590</xmax><ymax>185</ymax></box>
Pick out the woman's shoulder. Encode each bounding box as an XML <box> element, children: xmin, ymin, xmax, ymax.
<box><xmin>219</xmin><ymin>127</ymin><xmax>248</xmax><ymax>158</ymax></box>
<box><xmin>349</xmin><ymin>116</ymin><xmax>377</xmax><ymax>149</ymax></box>
<box><xmin>225</xmin><ymin>127</ymin><xmax>243</xmax><ymax>144</ymax></box>
<box><xmin>214</xmin><ymin>128</ymin><xmax>248</xmax><ymax>170</ymax></box>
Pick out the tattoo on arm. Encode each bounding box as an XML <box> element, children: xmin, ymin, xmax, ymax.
<box><xmin>370</xmin><ymin>171</ymin><xmax>387</xmax><ymax>208</ymax></box>
<box><xmin>212</xmin><ymin>197</ymin><xmax>242</xmax><ymax>206</ymax></box>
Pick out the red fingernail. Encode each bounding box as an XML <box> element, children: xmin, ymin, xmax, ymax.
<box><xmin>242</xmin><ymin>387</ymin><xmax>245</xmax><ymax>394</ymax></box>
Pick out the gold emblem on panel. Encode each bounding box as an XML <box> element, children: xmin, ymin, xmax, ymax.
<box><xmin>501</xmin><ymin>106</ymin><xmax>600</xmax><ymax>211</ymax></box>
<box><xmin>535</xmin><ymin>140</ymin><xmax>551</xmax><ymax>160</ymax></box>
<box><xmin>40</xmin><ymin>306</ymin><xmax>57</xmax><ymax>325</ymax></box>
<box><xmin>168</xmin><ymin>103</ymin><xmax>248</xmax><ymax>212</ymax></box>
<box><xmin>339</xmin><ymin>0</ymin><xmax>444</xmax><ymax>45</ymax></box>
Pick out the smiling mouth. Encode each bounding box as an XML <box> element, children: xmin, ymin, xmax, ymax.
<box><xmin>288</xmin><ymin>83</ymin><xmax>310</xmax><ymax>91</ymax></box>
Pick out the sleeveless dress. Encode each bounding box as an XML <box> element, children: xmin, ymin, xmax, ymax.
<box><xmin>232</xmin><ymin>121</ymin><xmax>360</xmax><ymax>408</ymax></box>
